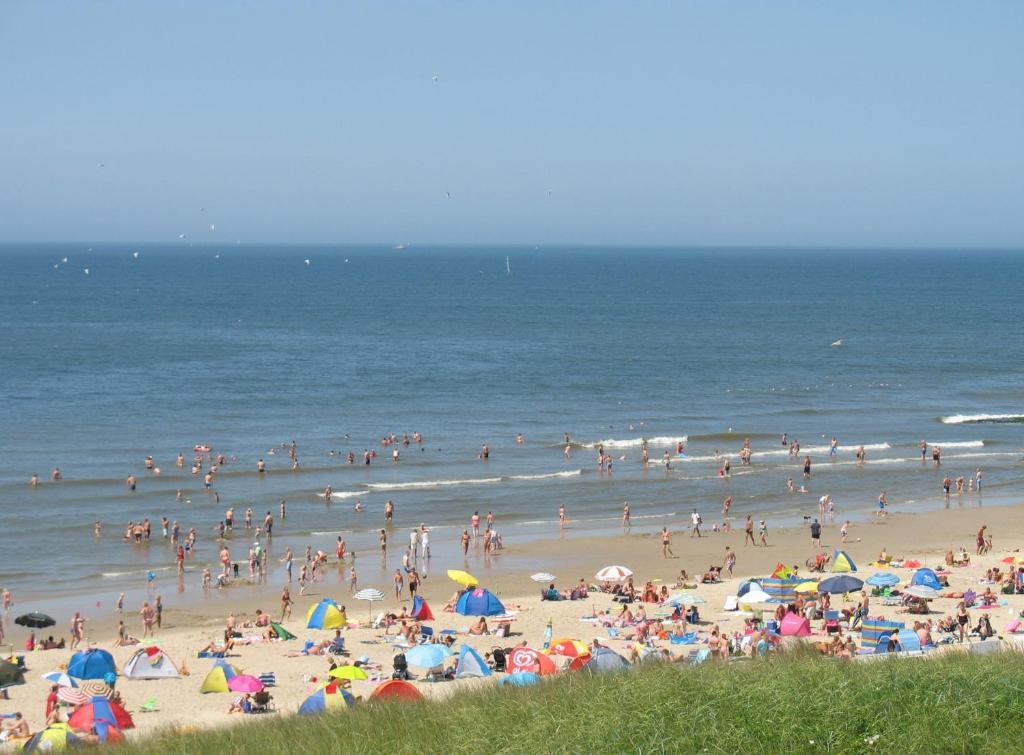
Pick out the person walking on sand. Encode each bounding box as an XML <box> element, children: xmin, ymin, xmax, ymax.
<box><xmin>744</xmin><ymin>516</ymin><xmax>756</xmax><ymax>547</ymax></box>
<box><xmin>661</xmin><ymin>527</ymin><xmax>674</xmax><ymax>558</ymax></box>
<box><xmin>759</xmin><ymin>520</ymin><xmax>768</xmax><ymax>547</ymax></box>
<box><xmin>393</xmin><ymin>569</ymin><xmax>404</xmax><ymax>599</ymax></box>
<box><xmin>461</xmin><ymin>530</ymin><xmax>470</xmax><ymax>556</ymax></box>
<box><xmin>810</xmin><ymin>519</ymin><xmax>822</xmax><ymax>550</ymax></box>
<box><xmin>977</xmin><ymin>525</ymin><xmax>988</xmax><ymax>556</ymax></box>
<box><xmin>622</xmin><ymin>501</ymin><xmax>631</xmax><ymax>528</ymax></box>
<box><xmin>349</xmin><ymin>563</ymin><xmax>358</xmax><ymax>592</ymax></box>
<box><xmin>280</xmin><ymin>587</ymin><xmax>293</xmax><ymax>621</ymax></box>
<box><xmin>140</xmin><ymin>602</ymin><xmax>155</xmax><ymax>638</ymax></box>
<box><xmin>876</xmin><ymin>491</ymin><xmax>888</xmax><ymax>519</ymax></box>
<box><xmin>841</xmin><ymin>520</ymin><xmax>850</xmax><ymax>543</ymax></box>
<box><xmin>690</xmin><ymin>509</ymin><xmax>702</xmax><ymax>538</ymax></box>
<box><xmin>724</xmin><ymin>547</ymin><xmax>736</xmax><ymax>577</ymax></box>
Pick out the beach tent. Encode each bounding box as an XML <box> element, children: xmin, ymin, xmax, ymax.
<box><xmin>860</xmin><ymin>618</ymin><xmax>905</xmax><ymax>651</ymax></box>
<box><xmin>580</xmin><ymin>647</ymin><xmax>629</xmax><ymax>674</ymax></box>
<box><xmin>68</xmin><ymin>695</ymin><xmax>135</xmax><ymax>731</ymax></box>
<box><xmin>370</xmin><ymin>679</ymin><xmax>423</xmax><ymax>702</ymax></box>
<box><xmin>896</xmin><ymin>629</ymin><xmax>923</xmax><ymax>652</ymax></box>
<box><xmin>761</xmin><ymin>577</ymin><xmax>800</xmax><ymax>603</ymax></box>
<box><xmin>507</xmin><ymin>647</ymin><xmax>557</xmax><ymax>676</ymax></box>
<box><xmin>771</xmin><ymin>563</ymin><xmax>796</xmax><ymax>579</ymax></box>
<box><xmin>454</xmin><ymin>645</ymin><xmax>491</xmax><ymax>679</ymax></box>
<box><xmin>830</xmin><ymin>549</ymin><xmax>858</xmax><ymax>573</ymax></box>
<box><xmin>455</xmin><ymin>588</ymin><xmax>505</xmax><ymax>617</ymax></box>
<box><xmin>67</xmin><ymin>649</ymin><xmax>117</xmax><ymax>680</ymax></box>
<box><xmin>199</xmin><ymin>660</ymin><xmax>238</xmax><ymax>694</ymax></box>
<box><xmin>270</xmin><ymin>621</ymin><xmax>297</xmax><ymax>641</ymax></box>
<box><xmin>910</xmin><ymin>568</ymin><xmax>943</xmax><ymax>591</ymax></box>
<box><xmin>121</xmin><ymin>647</ymin><xmax>180</xmax><ymax>680</ymax></box>
<box><xmin>21</xmin><ymin>722</ymin><xmax>82</xmax><ymax>752</ymax></box>
<box><xmin>306</xmin><ymin>599</ymin><xmax>348</xmax><ymax>630</ymax></box>
<box><xmin>0</xmin><ymin>658</ymin><xmax>25</xmax><ymax>689</ymax></box>
<box><xmin>779</xmin><ymin>613</ymin><xmax>812</xmax><ymax>637</ymax></box>
<box><xmin>736</xmin><ymin>579</ymin><xmax>760</xmax><ymax>598</ymax></box>
<box><xmin>298</xmin><ymin>681</ymin><xmax>355</xmax><ymax>715</ymax></box>
<box><xmin>410</xmin><ymin>596</ymin><xmax>435</xmax><ymax>622</ymax></box>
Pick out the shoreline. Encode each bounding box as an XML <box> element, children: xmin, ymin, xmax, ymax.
<box><xmin>5</xmin><ymin>495</ymin><xmax>1024</xmax><ymax>743</ymax></box>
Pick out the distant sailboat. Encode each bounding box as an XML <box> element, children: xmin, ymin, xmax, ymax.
<box><xmin>506</xmin><ymin>256</ymin><xmax>511</xmax><ymax>277</ymax></box>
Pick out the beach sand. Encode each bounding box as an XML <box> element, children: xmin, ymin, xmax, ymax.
<box><xmin>3</xmin><ymin>499</ymin><xmax>1023</xmax><ymax>744</ymax></box>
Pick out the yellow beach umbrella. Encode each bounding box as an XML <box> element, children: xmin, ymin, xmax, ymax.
<box><xmin>328</xmin><ymin>665</ymin><xmax>368</xmax><ymax>681</ymax></box>
<box><xmin>447</xmin><ymin>569</ymin><xmax>479</xmax><ymax>587</ymax></box>
<box><xmin>795</xmin><ymin>580</ymin><xmax>820</xmax><ymax>594</ymax></box>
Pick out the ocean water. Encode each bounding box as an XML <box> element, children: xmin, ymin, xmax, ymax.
<box><xmin>0</xmin><ymin>244</ymin><xmax>1022</xmax><ymax>608</ymax></box>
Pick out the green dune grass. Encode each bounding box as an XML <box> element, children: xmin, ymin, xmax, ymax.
<box><xmin>129</xmin><ymin>648</ymin><xmax>1021</xmax><ymax>754</ymax></box>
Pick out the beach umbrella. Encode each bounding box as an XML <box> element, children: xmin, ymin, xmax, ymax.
<box><xmin>21</xmin><ymin>722</ymin><xmax>81</xmax><ymax>752</ymax></box>
<box><xmin>405</xmin><ymin>644</ymin><xmax>450</xmax><ymax>668</ymax></box>
<box><xmin>0</xmin><ymin>658</ymin><xmax>25</xmax><ymax>689</ymax></box>
<box><xmin>501</xmin><ymin>671</ymin><xmax>540</xmax><ymax>687</ymax></box>
<box><xmin>14</xmin><ymin>611</ymin><xmax>55</xmax><ymax>629</ymax></box>
<box><xmin>57</xmin><ymin>687</ymin><xmax>89</xmax><ymax>706</ymax></box>
<box><xmin>531</xmin><ymin>573</ymin><xmax>557</xmax><ymax>583</ymax></box>
<box><xmin>329</xmin><ymin>665</ymin><xmax>368</xmax><ymax>681</ymax></box>
<box><xmin>546</xmin><ymin>638</ymin><xmax>591</xmax><ymax>658</ymax></box>
<box><xmin>663</xmin><ymin>592</ymin><xmax>706</xmax><ymax>607</ymax></box>
<box><xmin>817</xmin><ymin>575</ymin><xmax>864</xmax><ymax>594</ymax></box>
<box><xmin>306</xmin><ymin>598</ymin><xmax>348</xmax><ymax>629</ymax></box>
<box><xmin>41</xmin><ymin>672</ymin><xmax>78</xmax><ymax>688</ymax></box>
<box><xmin>795</xmin><ymin>580</ymin><xmax>820</xmax><ymax>594</ymax></box>
<box><xmin>738</xmin><ymin>588</ymin><xmax>774</xmax><ymax>608</ymax></box>
<box><xmin>865</xmin><ymin>572</ymin><xmax>901</xmax><ymax>588</ymax></box>
<box><xmin>904</xmin><ymin>585</ymin><xmax>940</xmax><ymax>600</ymax></box>
<box><xmin>1000</xmin><ymin>556</ymin><xmax>1024</xmax><ymax>565</ymax></box>
<box><xmin>447</xmin><ymin>570</ymin><xmax>479</xmax><ymax>587</ymax></box>
<box><xmin>227</xmin><ymin>674</ymin><xmax>265</xmax><ymax>693</ymax></box>
<box><xmin>353</xmin><ymin>588</ymin><xmax>386</xmax><ymax>619</ymax></box>
<box><xmin>595</xmin><ymin>565</ymin><xmax>633</xmax><ymax>583</ymax></box>
<box><xmin>78</xmin><ymin>680</ymin><xmax>113</xmax><ymax>699</ymax></box>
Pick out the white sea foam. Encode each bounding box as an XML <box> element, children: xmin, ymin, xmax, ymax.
<box><xmin>925</xmin><ymin>441</ymin><xmax>984</xmax><ymax>449</ymax></box>
<box><xmin>581</xmin><ymin>436</ymin><xmax>687</xmax><ymax>449</ymax></box>
<box><xmin>508</xmin><ymin>470</ymin><xmax>583</xmax><ymax>481</ymax></box>
<box><xmin>317</xmin><ymin>490</ymin><xmax>365</xmax><ymax>500</ymax></box>
<box><xmin>365</xmin><ymin>477</ymin><xmax>503</xmax><ymax>491</ymax></box>
<box><xmin>751</xmin><ymin>442</ymin><xmax>892</xmax><ymax>458</ymax></box>
<box><xmin>940</xmin><ymin>414</ymin><xmax>1024</xmax><ymax>424</ymax></box>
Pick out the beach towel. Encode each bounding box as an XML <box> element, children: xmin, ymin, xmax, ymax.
<box><xmin>669</xmin><ymin>632</ymin><xmax>697</xmax><ymax>645</ymax></box>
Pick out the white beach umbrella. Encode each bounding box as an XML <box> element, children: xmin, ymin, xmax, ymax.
<box><xmin>738</xmin><ymin>589</ymin><xmax>775</xmax><ymax>610</ymax></box>
<box><xmin>531</xmin><ymin>573</ymin><xmax>557</xmax><ymax>583</ymax></box>
<box><xmin>595</xmin><ymin>565</ymin><xmax>633</xmax><ymax>583</ymax></box>
<box><xmin>353</xmin><ymin>588</ymin><xmax>386</xmax><ymax>618</ymax></box>
<box><xmin>663</xmin><ymin>592</ymin><xmax>706</xmax><ymax>607</ymax></box>
<box><xmin>904</xmin><ymin>585</ymin><xmax>940</xmax><ymax>600</ymax></box>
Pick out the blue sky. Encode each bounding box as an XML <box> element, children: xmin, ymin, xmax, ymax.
<box><xmin>1</xmin><ymin>1</ymin><xmax>1021</xmax><ymax>246</ymax></box>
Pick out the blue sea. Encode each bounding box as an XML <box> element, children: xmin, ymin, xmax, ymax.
<box><xmin>1</xmin><ymin>244</ymin><xmax>1022</xmax><ymax>612</ymax></box>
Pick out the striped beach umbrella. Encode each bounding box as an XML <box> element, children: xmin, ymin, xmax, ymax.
<box><xmin>41</xmin><ymin>672</ymin><xmax>78</xmax><ymax>688</ymax></box>
<box><xmin>531</xmin><ymin>572</ymin><xmax>557</xmax><ymax>583</ymax></box>
<box><xmin>353</xmin><ymin>588</ymin><xmax>385</xmax><ymax>619</ymax></box>
<box><xmin>595</xmin><ymin>565</ymin><xmax>633</xmax><ymax>583</ymax></box>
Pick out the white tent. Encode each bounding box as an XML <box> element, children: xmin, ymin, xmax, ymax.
<box><xmin>121</xmin><ymin>647</ymin><xmax>180</xmax><ymax>679</ymax></box>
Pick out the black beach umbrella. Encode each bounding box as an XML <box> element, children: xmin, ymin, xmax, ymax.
<box><xmin>14</xmin><ymin>612</ymin><xmax>56</xmax><ymax>629</ymax></box>
<box><xmin>0</xmin><ymin>658</ymin><xmax>26</xmax><ymax>689</ymax></box>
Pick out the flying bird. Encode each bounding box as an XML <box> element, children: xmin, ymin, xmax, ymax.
<box><xmin>831</xmin><ymin>339</ymin><xmax>844</xmax><ymax>347</ymax></box>
<box><xmin>132</xmin><ymin>251</ymin><xmax>140</xmax><ymax>259</ymax></box>
<box><xmin>83</xmin><ymin>268</ymin><xmax>90</xmax><ymax>275</ymax></box>
<box><xmin>304</xmin><ymin>259</ymin><xmax>311</xmax><ymax>266</ymax></box>
<box><xmin>432</xmin><ymin>75</ymin><xmax>438</xmax><ymax>83</ymax></box>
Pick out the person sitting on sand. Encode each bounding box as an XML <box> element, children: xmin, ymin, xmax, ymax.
<box><xmin>980</xmin><ymin>587</ymin><xmax>997</xmax><ymax>607</ymax></box>
<box><xmin>201</xmin><ymin>631</ymin><xmax>236</xmax><ymax>655</ymax></box>
<box><xmin>468</xmin><ymin>617</ymin><xmax>489</xmax><ymax>636</ymax></box>
<box><xmin>878</xmin><ymin>547</ymin><xmax>891</xmax><ymax>564</ymax></box>
<box><xmin>702</xmin><ymin>566</ymin><xmax>722</xmax><ymax>584</ymax></box>
<box><xmin>0</xmin><ymin>713</ymin><xmax>30</xmax><ymax>742</ymax></box>
<box><xmin>954</xmin><ymin>547</ymin><xmax>971</xmax><ymax>566</ymax></box>
<box><xmin>945</xmin><ymin>549</ymin><xmax>955</xmax><ymax>567</ymax></box>
<box><xmin>228</xmin><ymin>693</ymin><xmax>251</xmax><ymax>714</ymax></box>
<box><xmin>642</xmin><ymin>582</ymin><xmax>658</xmax><ymax>603</ymax></box>
<box><xmin>442</xmin><ymin>591</ymin><xmax>462</xmax><ymax>612</ymax></box>
<box><xmin>974</xmin><ymin>613</ymin><xmax>994</xmax><ymax>640</ymax></box>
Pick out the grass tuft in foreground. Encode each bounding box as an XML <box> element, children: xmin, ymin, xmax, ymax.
<box><xmin>127</xmin><ymin>650</ymin><xmax>1024</xmax><ymax>754</ymax></box>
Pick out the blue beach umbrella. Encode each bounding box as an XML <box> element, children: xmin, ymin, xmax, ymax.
<box><xmin>865</xmin><ymin>572</ymin><xmax>900</xmax><ymax>588</ymax></box>
<box><xmin>817</xmin><ymin>575</ymin><xmax>864</xmax><ymax>594</ymax></box>
<box><xmin>405</xmin><ymin>644</ymin><xmax>450</xmax><ymax>668</ymax></box>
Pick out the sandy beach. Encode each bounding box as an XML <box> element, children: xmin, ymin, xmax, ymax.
<box><xmin>4</xmin><ymin>498</ymin><xmax>1024</xmax><ymax>745</ymax></box>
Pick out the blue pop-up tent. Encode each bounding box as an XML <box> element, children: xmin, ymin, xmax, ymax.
<box><xmin>911</xmin><ymin>568</ymin><xmax>943</xmax><ymax>591</ymax></box>
<box><xmin>67</xmin><ymin>649</ymin><xmax>116</xmax><ymax>680</ymax></box>
<box><xmin>455</xmin><ymin>588</ymin><xmax>505</xmax><ymax>616</ymax></box>
<box><xmin>454</xmin><ymin>644</ymin><xmax>491</xmax><ymax>679</ymax></box>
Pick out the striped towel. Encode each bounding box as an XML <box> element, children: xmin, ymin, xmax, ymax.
<box><xmin>257</xmin><ymin>673</ymin><xmax>276</xmax><ymax>687</ymax></box>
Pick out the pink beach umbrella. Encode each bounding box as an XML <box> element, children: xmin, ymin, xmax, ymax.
<box><xmin>227</xmin><ymin>674</ymin><xmax>265</xmax><ymax>693</ymax></box>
